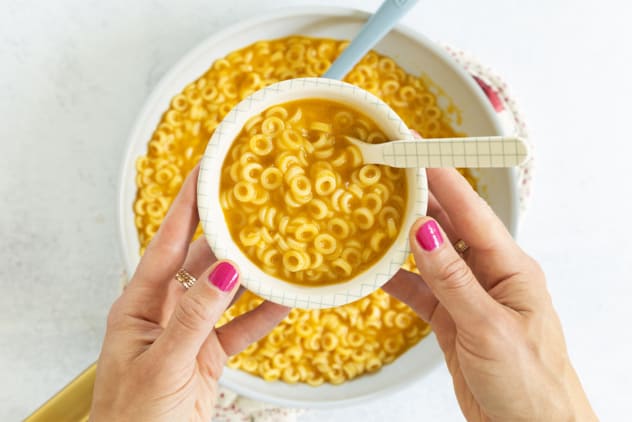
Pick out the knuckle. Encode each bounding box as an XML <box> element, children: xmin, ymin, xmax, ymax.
<box><xmin>527</xmin><ymin>256</ymin><xmax>545</xmax><ymax>279</ymax></box>
<box><xmin>519</xmin><ymin>255</ymin><xmax>550</xmax><ymax>304</ymax></box>
<box><xmin>437</xmin><ymin>256</ymin><xmax>473</xmax><ymax>291</ymax></box>
<box><xmin>174</xmin><ymin>294</ymin><xmax>212</xmax><ymax>332</ymax></box>
<box><xmin>106</xmin><ymin>298</ymin><xmax>126</xmax><ymax>328</ymax></box>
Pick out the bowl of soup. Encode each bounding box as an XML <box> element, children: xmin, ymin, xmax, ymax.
<box><xmin>197</xmin><ymin>77</ymin><xmax>427</xmax><ymax>309</ymax></box>
<box><xmin>119</xmin><ymin>6</ymin><xmax>518</xmax><ymax>408</ymax></box>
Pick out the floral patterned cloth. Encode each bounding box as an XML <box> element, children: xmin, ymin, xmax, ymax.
<box><xmin>210</xmin><ymin>45</ymin><xmax>533</xmax><ymax>421</ymax></box>
<box><xmin>442</xmin><ymin>44</ymin><xmax>534</xmax><ymax>216</ymax></box>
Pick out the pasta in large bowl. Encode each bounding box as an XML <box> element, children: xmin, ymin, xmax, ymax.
<box><xmin>119</xmin><ymin>7</ymin><xmax>519</xmax><ymax>407</ymax></box>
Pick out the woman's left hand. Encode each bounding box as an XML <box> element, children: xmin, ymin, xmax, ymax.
<box><xmin>90</xmin><ymin>167</ymin><xmax>289</xmax><ymax>422</ymax></box>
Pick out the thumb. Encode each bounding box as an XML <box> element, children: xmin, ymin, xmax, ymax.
<box><xmin>155</xmin><ymin>260</ymin><xmax>240</xmax><ymax>362</ymax></box>
<box><xmin>410</xmin><ymin>218</ymin><xmax>498</xmax><ymax>327</ymax></box>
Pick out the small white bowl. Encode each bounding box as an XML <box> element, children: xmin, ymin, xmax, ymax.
<box><xmin>197</xmin><ymin>77</ymin><xmax>428</xmax><ymax>309</ymax></box>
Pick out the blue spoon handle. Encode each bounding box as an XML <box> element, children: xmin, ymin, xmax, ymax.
<box><xmin>323</xmin><ymin>0</ymin><xmax>420</xmax><ymax>80</ymax></box>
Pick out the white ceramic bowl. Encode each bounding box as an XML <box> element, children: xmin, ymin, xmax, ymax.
<box><xmin>118</xmin><ymin>6</ymin><xmax>519</xmax><ymax>408</ymax></box>
<box><xmin>197</xmin><ymin>77</ymin><xmax>427</xmax><ymax>309</ymax></box>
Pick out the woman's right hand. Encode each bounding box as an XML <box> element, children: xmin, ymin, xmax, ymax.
<box><xmin>384</xmin><ymin>168</ymin><xmax>597</xmax><ymax>422</ymax></box>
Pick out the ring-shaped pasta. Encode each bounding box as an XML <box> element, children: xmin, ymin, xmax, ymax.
<box><xmin>370</xmin><ymin>230</ymin><xmax>388</xmax><ymax>253</ymax></box>
<box><xmin>330</xmin><ymin>188</ymin><xmax>345</xmax><ymax>212</ymax></box>
<box><xmin>281</xmin><ymin>367</ymin><xmax>300</xmax><ymax>384</ymax></box>
<box><xmin>382</xmin><ymin>79</ymin><xmax>399</xmax><ymax>96</ymax></box>
<box><xmin>275</xmin><ymin>216</ymin><xmax>289</xmax><ymax>236</ymax></box>
<box><xmin>347</xmin><ymin>182</ymin><xmax>364</xmax><ymax>200</ymax></box>
<box><xmin>321</xmin><ymin>332</ymin><xmax>339</xmax><ymax>352</ymax></box>
<box><xmin>311</xmin><ymin>132</ymin><xmax>331</xmax><ymax>150</ymax></box>
<box><xmin>365</xmin><ymin>357</ymin><xmax>383</xmax><ymax>373</ymax></box>
<box><xmin>295</xmin><ymin>223</ymin><xmax>319</xmax><ymax>242</ymax></box>
<box><xmin>283</xmin><ymin>250</ymin><xmax>307</xmax><ymax>272</ymax></box>
<box><xmin>313</xmin><ymin>170</ymin><xmax>336</xmax><ymax>196</ymax></box>
<box><xmin>295</xmin><ymin>322</ymin><xmax>313</xmax><ymax>338</ymax></box>
<box><xmin>352</xmin><ymin>125</ymin><xmax>368</xmax><ymax>140</ymax></box>
<box><xmin>333</xmin><ymin>111</ymin><xmax>354</xmax><ymax>130</ymax></box>
<box><xmin>362</xmin><ymin>192</ymin><xmax>383</xmax><ymax>215</ymax></box>
<box><xmin>258</xmin><ymin>206</ymin><xmax>277</xmax><ymax>229</ymax></box>
<box><xmin>332</xmin><ymin>258</ymin><xmax>353</xmax><ymax>277</ymax></box>
<box><xmin>171</xmin><ymin>94</ymin><xmax>189</xmax><ymax>111</ymax></box>
<box><xmin>347</xmin><ymin>332</ymin><xmax>365</xmax><ymax>349</ymax></box>
<box><xmin>395</xmin><ymin>312</ymin><xmax>412</xmax><ymax>329</ymax></box>
<box><xmin>283</xmin><ymin>165</ymin><xmax>305</xmax><ymax>184</ymax></box>
<box><xmin>250</xmin><ymin>187</ymin><xmax>269</xmax><ymax>205</ymax></box>
<box><xmin>241</xmin><ymin>162</ymin><xmax>263</xmax><ymax>183</ymax></box>
<box><xmin>313</xmin><ymin>147</ymin><xmax>334</xmax><ymax>159</ymax></box>
<box><xmin>259</xmin><ymin>167</ymin><xmax>282</xmax><ymax>190</ymax></box>
<box><xmin>265</xmin><ymin>105</ymin><xmax>289</xmax><ymax>119</ymax></box>
<box><xmin>339</xmin><ymin>192</ymin><xmax>357</xmax><ymax>214</ymax></box>
<box><xmin>308</xmin><ymin>249</ymin><xmax>324</xmax><ymax>270</ymax></box>
<box><xmin>386</xmin><ymin>217</ymin><xmax>398</xmax><ymax>239</ymax></box>
<box><xmin>279</xmin><ymin>129</ymin><xmax>302</xmax><ymax>150</ymax></box>
<box><xmin>200</xmin><ymin>85</ymin><xmax>218</xmax><ymax>101</ymax></box>
<box><xmin>358</xmin><ymin>165</ymin><xmax>382</xmax><ymax>186</ymax></box>
<box><xmin>249</xmin><ymin>134</ymin><xmax>273</xmax><ymax>156</ymax></box>
<box><xmin>288</xmin><ymin>107</ymin><xmax>302</xmax><ymax>123</ymax></box>
<box><xmin>366</xmin><ymin>131</ymin><xmax>386</xmax><ymax>144</ymax></box>
<box><xmin>352</xmin><ymin>207</ymin><xmax>375</xmax><ymax>230</ymax></box>
<box><xmin>233</xmin><ymin>181</ymin><xmax>256</xmax><ymax>202</ymax></box>
<box><xmin>313</xmin><ymin>233</ymin><xmax>337</xmax><ymax>255</ymax></box>
<box><xmin>261</xmin><ymin>116</ymin><xmax>285</xmax><ymax>135</ymax></box>
<box><xmin>346</xmin><ymin>71</ymin><xmax>365</xmax><ymax>86</ymax></box>
<box><xmin>260</xmin><ymin>226</ymin><xmax>274</xmax><ymax>243</ymax></box>
<box><xmin>383</xmin><ymin>166</ymin><xmax>403</xmax><ymax>180</ymax></box>
<box><xmin>238</xmin><ymin>151</ymin><xmax>258</xmax><ymax>167</ymax></box>
<box><xmin>310</xmin><ymin>121</ymin><xmax>332</xmax><ymax>133</ymax></box>
<box><xmin>284</xmin><ymin>190</ymin><xmax>303</xmax><ymax>208</ymax></box>
<box><xmin>341</xmin><ymin>247</ymin><xmax>362</xmax><ymax>267</ymax></box>
<box><xmin>371</xmin><ymin>182</ymin><xmax>390</xmax><ymax>202</ymax></box>
<box><xmin>289</xmin><ymin>175</ymin><xmax>312</xmax><ymax>198</ymax></box>
<box><xmin>239</xmin><ymin>227</ymin><xmax>260</xmax><ymax>246</ymax></box>
<box><xmin>286</xmin><ymin>237</ymin><xmax>308</xmax><ymax>252</ymax></box>
<box><xmin>311</xmin><ymin>60</ymin><xmax>330</xmax><ymax>75</ymax></box>
<box><xmin>330</xmin><ymin>151</ymin><xmax>348</xmax><ymax>167</ymax></box>
<box><xmin>327</xmin><ymin>218</ymin><xmax>350</xmax><ymax>239</ymax></box>
<box><xmin>275</xmin><ymin>151</ymin><xmax>301</xmax><ymax>172</ymax></box>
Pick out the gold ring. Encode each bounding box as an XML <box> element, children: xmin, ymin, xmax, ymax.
<box><xmin>453</xmin><ymin>239</ymin><xmax>470</xmax><ymax>255</ymax></box>
<box><xmin>175</xmin><ymin>268</ymin><xmax>196</xmax><ymax>289</ymax></box>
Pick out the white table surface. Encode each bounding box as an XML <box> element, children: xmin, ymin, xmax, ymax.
<box><xmin>1</xmin><ymin>0</ymin><xmax>631</xmax><ymax>420</ymax></box>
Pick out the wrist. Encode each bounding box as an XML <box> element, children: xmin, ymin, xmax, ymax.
<box><xmin>559</xmin><ymin>363</ymin><xmax>598</xmax><ymax>422</ymax></box>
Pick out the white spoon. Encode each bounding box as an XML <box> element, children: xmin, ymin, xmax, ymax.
<box><xmin>345</xmin><ymin>135</ymin><xmax>530</xmax><ymax>168</ymax></box>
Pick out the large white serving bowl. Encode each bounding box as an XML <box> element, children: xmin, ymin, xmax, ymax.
<box><xmin>118</xmin><ymin>6</ymin><xmax>518</xmax><ymax>408</ymax></box>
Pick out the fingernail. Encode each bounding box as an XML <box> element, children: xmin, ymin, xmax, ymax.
<box><xmin>416</xmin><ymin>220</ymin><xmax>444</xmax><ymax>251</ymax></box>
<box><xmin>208</xmin><ymin>262</ymin><xmax>238</xmax><ymax>292</ymax></box>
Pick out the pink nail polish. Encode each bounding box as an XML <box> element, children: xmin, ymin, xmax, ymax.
<box><xmin>208</xmin><ymin>262</ymin><xmax>238</xmax><ymax>292</ymax></box>
<box><xmin>416</xmin><ymin>220</ymin><xmax>444</xmax><ymax>251</ymax></box>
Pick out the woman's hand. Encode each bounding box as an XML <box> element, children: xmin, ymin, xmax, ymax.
<box><xmin>90</xmin><ymin>167</ymin><xmax>289</xmax><ymax>422</ymax></box>
<box><xmin>384</xmin><ymin>168</ymin><xmax>597</xmax><ymax>422</ymax></box>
